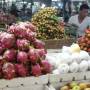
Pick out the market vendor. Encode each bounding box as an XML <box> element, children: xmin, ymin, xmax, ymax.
<box><xmin>68</xmin><ymin>4</ymin><xmax>90</xmax><ymax>37</ymax></box>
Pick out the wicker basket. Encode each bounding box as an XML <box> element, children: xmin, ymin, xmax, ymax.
<box><xmin>44</xmin><ymin>38</ymin><xmax>76</xmax><ymax>49</ymax></box>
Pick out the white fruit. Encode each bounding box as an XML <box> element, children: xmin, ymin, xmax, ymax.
<box><xmin>62</xmin><ymin>46</ymin><xmax>72</xmax><ymax>54</ymax></box>
<box><xmin>58</xmin><ymin>64</ymin><xmax>69</xmax><ymax>74</ymax></box>
<box><xmin>58</xmin><ymin>53</ymin><xmax>72</xmax><ymax>64</ymax></box>
<box><xmin>79</xmin><ymin>60</ymin><xmax>88</xmax><ymax>72</ymax></box>
<box><xmin>70</xmin><ymin>43</ymin><xmax>80</xmax><ymax>53</ymax></box>
<box><xmin>52</xmin><ymin>69</ymin><xmax>59</xmax><ymax>74</ymax></box>
<box><xmin>71</xmin><ymin>53</ymin><xmax>81</xmax><ymax>63</ymax></box>
<box><xmin>69</xmin><ymin>62</ymin><xmax>79</xmax><ymax>73</ymax></box>
<box><xmin>79</xmin><ymin>51</ymin><xmax>90</xmax><ymax>61</ymax></box>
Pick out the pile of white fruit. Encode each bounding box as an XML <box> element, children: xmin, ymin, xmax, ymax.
<box><xmin>46</xmin><ymin>43</ymin><xmax>90</xmax><ymax>74</ymax></box>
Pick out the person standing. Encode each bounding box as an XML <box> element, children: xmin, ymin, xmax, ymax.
<box><xmin>68</xmin><ymin>4</ymin><xmax>90</xmax><ymax>37</ymax></box>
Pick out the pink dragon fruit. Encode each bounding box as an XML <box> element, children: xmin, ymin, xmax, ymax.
<box><xmin>40</xmin><ymin>60</ymin><xmax>52</xmax><ymax>74</ymax></box>
<box><xmin>24</xmin><ymin>22</ymin><xmax>36</xmax><ymax>32</ymax></box>
<box><xmin>33</xmin><ymin>39</ymin><xmax>45</xmax><ymax>49</ymax></box>
<box><xmin>0</xmin><ymin>44</ymin><xmax>5</xmax><ymax>55</ymax></box>
<box><xmin>31</xmin><ymin>64</ymin><xmax>41</xmax><ymax>76</ymax></box>
<box><xmin>0</xmin><ymin>33</ymin><xmax>15</xmax><ymax>49</ymax></box>
<box><xmin>17</xmin><ymin>39</ymin><xmax>30</xmax><ymax>51</ymax></box>
<box><xmin>28</xmin><ymin>48</ymin><xmax>39</xmax><ymax>64</ymax></box>
<box><xmin>25</xmin><ymin>30</ymin><xmax>36</xmax><ymax>42</ymax></box>
<box><xmin>15</xmin><ymin>64</ymin><xmax>29</xmax><ymax>77</ymax></box>
<box><xmin>0</xmin><ymin>32</ymin><xmax>8</xmax><ymax>41</ymax></box>
<box><xmin>3</xmin><ymin>49</ymin><xmax>16</xmax><ymax>62</ymax></box>
<box><xmin>17</xmin><ymin>51</ymin><xmax>28</xmax><ymax>63</ymax></box>
<box><xmin>2</xmin><ymin>63</ymin><xmax>16</xmax><ymax>79</ymax></box>
<box><xmin>0</xmin><ymin>56</ymin><xmax>3</xmax><ymax>70</ymax></box>
<box><xmin>36</xmin><ymin>49</ymin><xmax>47</xmax><ymax>58</ymax></box>
<box><xmin>14</xmin><ymin>25</ymin><xmax>26</xmax><ymax>38</ymax></box>
<box><xmin>0</xmin><ymin>56</ymin><xmax>4</xmax><ymax>78</ymax></box>
<box><xmin>8</xmin><ymin>24</ymin><xmax>26</xmax><ymax>38</ymax></box>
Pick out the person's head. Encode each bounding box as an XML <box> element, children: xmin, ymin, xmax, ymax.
<box><xmin>79</xmin><ymin>4</ymin><xmax>89</xmax><ymax>18</ymax></box>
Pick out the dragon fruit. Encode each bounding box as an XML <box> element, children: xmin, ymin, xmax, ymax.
<box><xmin>15</xmin><ymin>64</ymin><xmax>29</xmax><ymax>77</ymax></box>
<box><xmin>31</xmin><ymin>64</ymin><xmax>41</xmax><ymax>76</ymax></box>
<box><xmin>0</xmin><ymin>32</ymin><xmax>8</xmax><ymax>40</ymax></box>
<box><xmin>36</xmin><ymin>49</ymin><xmax>47</xmax><ymax>58</ymax></box>
<box><xmin>17</xmin><ymin>51</ymin><xmax>28</xmax><ymax>63</ymax></box>
<box><xmin>28</xmin><ymin>48</ymin><xmax>39</xmax><ymax>64</ymax></box>
<box><xmin>0</xmin><ymin>33</ymin><xmax>15</xmax><ymax>49</ymax></box>
<box><xmin>8</xmin><ymin>24</ymin><xmax>26</xmax><ymax>38</ymax></box>
<box><xmin>40</xmin><ymin>60</ymin><xmax>51</xmax><ymax>74</ymax></box>
<box><xmin>25</xmin><ymin>30</ymin><xmax>36</xmax><ymax>42</ymax></box>
<box><xmin>2</xmin><ymin>63</ymin><xmax>16</xmax><ymax>79</ymax></box>
<box><xmin>0</xmin><ymin>56</ymin><xmax>3</xmax><ymax>78</ymax></box>
<box><xmin>33</xmin><ymin>39</ymin><xmax>45</xmax><ymax>49</ymax></box>
<box><xmin>8</xmin><ymin>22</ymin><xmax>36</xmax><ymax>39</ymax></box>
<box><xmin>24</xmin><ymin>22</ymin><xmax>36</xmax><ymax>32</ymax></box>
<box><xmin>17</xmin><ymin>39</ymin><xmax>30</xmax><ymax>51</ymax></box>
<box><xmin>3</xmin><ymin>49</ymin><xmax>16</xmax><ymax>62</ymax></box>
<box><xmin>0</xmin><ymin>44</ymin><xmax>5</xmax><ymax>55</ymax></box>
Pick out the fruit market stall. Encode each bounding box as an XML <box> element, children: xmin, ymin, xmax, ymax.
<box><xmin>0</xmin><ymin>11</ymin><xmax>89</xmax><ymax>90</ymax></box>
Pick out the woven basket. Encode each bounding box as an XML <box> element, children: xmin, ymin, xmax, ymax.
<box><xmin>44</xmin><ymin>38</ymin><xmax>76</xmax><ymax>49</ymax></box>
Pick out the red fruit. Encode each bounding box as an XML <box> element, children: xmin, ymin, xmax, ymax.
<box><xmin>3</xmin><ymin>49</ymin><xmax>16</xmax><ymax>62</ymax></box>
<box><xmin>33</xmin><ymin>39</ymin><xmax>45</xmax><ymax>49</ymax></box>
<box><xmin>31</xmin><ymin>64</ymin><xmax>41</xmax><ymax>76</ymax></box>
<box><xmin>15</xmin><ymin>64</ymin><xmax>29</xmax><ymax>77</ymax></box>
<box><xmin>28</xmin><ymin>48</ymin><xmax>39</xmax><ymax>64</ymax></box>
<box><xmin>14</xmin><ymin>25</ymin><xmax>26</xmax><ymax>38</ymax></box>
<box><xmin>0</xmin><ymin>44</ymin><xmax>5</xmax><ymax>55</ymax></box>
<box><xmin>26</xmin><ymin>30</ymin><xmax>36</xmax><ymax>42</ymax></box>
<box><xmin>36</xmin><ymin>49</ymin><xmax>47</xmax><ymax>58</ymax></box>
<box><xmin>17</xmin><ymin>51</ymin><xmax>28</xmax><ymax>63</ymax></box>
<box><xmin>0</xmin><ymin>33</ymin><xmax>15</xmax><ymax>49</ymax></box>
<box><xmin>0</xmin><ymin>56</ymin><xmax>3</xmax><ymax>70</ymax></box>
<box><xmin>2</xmin><ymin>63</ymin><xmax>15</xmax><ymax>79</ymax></box>
<box><xmin>17</xmin><ymin>39</ymin><xmax>30</xmax><ymax>51</ymax></box>
<box><xmin>0</xmin><ymin>56</ymin><xmax>3</xmax><ymax>78</ymax></box>
<box><xmin>24</xmin><ymin>22</ymin><xmax>36</xmax><ymax>32</ymax></box>
<box><xmin>8</xmin><ymin>24</ymin><xmax>26</xmax><ymax>38</ymax></box>
<box><xmin>7</xmin><ymin>22</ymin><xmax>36</xmax><ymax>39</ymax></box>
<box><xmin>0</xmin><ymin>32</ymin><xmax>8</xmax><ymax>40</ymax></box>
<box><xmin>41</xmin><ymin>60</ymin><xmax>51</xmax><ymax>74</ymax></box>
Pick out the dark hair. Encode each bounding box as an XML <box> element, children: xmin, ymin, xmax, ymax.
<box><xmin>80</xmin><ymin>4</ymin><xmax>89</xmax><ymax>11</ymax></box>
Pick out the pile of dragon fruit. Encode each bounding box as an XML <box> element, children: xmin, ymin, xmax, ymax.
<box><xmin>0</xmin><ymin>22</ymin><xmax>51</xmax><ymax>80</ymax></box>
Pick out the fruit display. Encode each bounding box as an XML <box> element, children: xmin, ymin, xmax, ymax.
<box><xmin>60</xmin><ymin>82</ymin><xmax>90</xmax><ymax>90</ymax></box>
<box><xmin>46</xmin><ymin>43</ymin><xmax>90</xmax><ymax>74</ymax></box>
<box><xmin>78</xmin><ymin>28</ymin><xmax>90</xmax><ymax>52</ymax></box>
<box><xmin>0</xmin><ymin>21</ymin><xmax>52</xmax><ymax>80</ymax></box>
<box><xmin>31</xmin><ymin>7</ymin><xmax>64</xmax><ymax>40</ymax></box>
